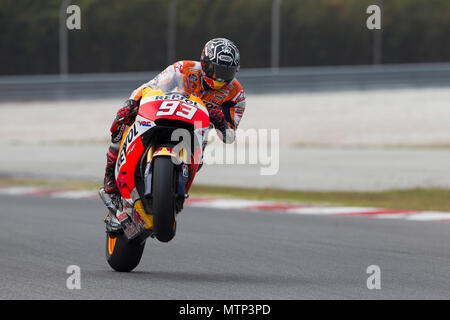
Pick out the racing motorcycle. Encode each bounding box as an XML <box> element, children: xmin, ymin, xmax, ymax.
<box><xmin>99</xmin><ymin>75</ymin><xmax>209</xmax><ymax>272</ymax></box>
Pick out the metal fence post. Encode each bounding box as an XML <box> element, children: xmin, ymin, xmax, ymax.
<box><xmin>271</xmin><ymin>0</ymin><xmax>282</xmax><ymax>72</ymax></box>
<box><xmin>59</xmin><ymin>0</ymin><xmax>72</xmax><ymax>76</ymax></box>
<box><xmin>167</xmin><ymin>0</ymin><xmax>178</xmax><ymax>64</ymax></box>
<box><xmin>373</xmin><ymin>0</ymin><xmax>383</xmax><ymax>64</ymax></box>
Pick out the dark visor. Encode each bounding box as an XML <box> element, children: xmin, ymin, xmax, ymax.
<box><xmin>207</xmin><ymin>62</ymin><xmax>237</xmax><ymax>82</ymax></box>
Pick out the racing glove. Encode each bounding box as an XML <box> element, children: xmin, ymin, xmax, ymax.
<box><xmin>209</xmin><ymin>108</ymin><xmax>236</xmax><ymax>143</ymax></box>
<box><xmin>116</xmin><ymin>99</ymin><xmax>139</xmax><ymax>126</ymax></box>
<box><xmin>209</xmin><ymin>108</ymin><xmax>227</xmax><ymax>132</ymax></box>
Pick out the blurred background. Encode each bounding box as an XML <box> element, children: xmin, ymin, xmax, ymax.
<box><xmin>2</xmin><ymin>0</ymin><xmax>450</xmax><ymax>74</ymax></box>
<box><xmin>1</xmin><ymin>0</ymin><xmax>450</xmax><ymax>191</ymax></box>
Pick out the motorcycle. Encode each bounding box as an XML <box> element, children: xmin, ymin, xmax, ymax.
<box><xmin>99</xmin><ymin>74</ymin><xmax>210</xmax><ymax>272</ymax></box>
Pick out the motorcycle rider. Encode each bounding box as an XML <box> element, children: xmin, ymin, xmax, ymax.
<box><xmin>100</xmin><ymin>38</ymin><xmax>246</xmax><ymax>229</ymax></box>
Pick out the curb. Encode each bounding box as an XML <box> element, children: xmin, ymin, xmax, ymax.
<box><xmin>1</xmin><ymin>187</ymin><xmax>449</xmax><ymax>223</ymax></box>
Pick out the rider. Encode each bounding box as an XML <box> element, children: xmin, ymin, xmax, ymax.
<box><xmin>102</xmin><ymin>38</ymin><xmax>246</xmax><ymax>199</ymax></box>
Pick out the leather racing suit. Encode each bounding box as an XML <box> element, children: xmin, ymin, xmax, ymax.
<box><xmin>103</xmin><ymin>60</ymin><xmax>246</xmax><ymax>195</ymax></box>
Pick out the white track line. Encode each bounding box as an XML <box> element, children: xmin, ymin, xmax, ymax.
<box><xmin>0</xmin><ymin>187</ymin><xmax>41</xmax><ymax>195</ymax></box>
<box><xmin>285</xmin><ymin>206</ymin><xmax>381</xmax><ymax>215</ymax></box>
<box><xmin>50</xmin><ymin>190</ymin><xmax>98</xmax><ymax>199</ymax></box>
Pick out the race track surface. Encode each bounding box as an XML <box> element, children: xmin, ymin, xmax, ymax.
<box><xmin>0</xmin><ymin>194</ymin><xmax>449</xmax><ymax>299</ymax></box>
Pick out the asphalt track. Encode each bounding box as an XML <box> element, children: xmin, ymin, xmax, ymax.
<box><xmin>0</xmin><ymin>194</ymin><xmax>449</xmax><ymax>299</ymax></box>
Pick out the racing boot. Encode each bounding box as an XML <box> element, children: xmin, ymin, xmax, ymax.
<box><xmin>100</xmin><ymin>147</ymin><xmax>122</xmax><ymax>233</ymax></box>
<box><xmin>99</xmin><ymin>187</ymin><xmax>122</xmax><ymax>234</ymax></box>
<box><xmin>103</xmin><ymin>147</ymin><xmax>119</xmax><ymax>195</ymax></box>
<box><xmin>104</xmin><ymin>206</ymin><xmax>122</xmax><ymax>234</ymax></box>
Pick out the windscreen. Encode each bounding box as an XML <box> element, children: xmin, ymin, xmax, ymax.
<box><xmin>153</xmin><ymin>72</ymin><xmax>188</xmax><ymax>96</ymax></box>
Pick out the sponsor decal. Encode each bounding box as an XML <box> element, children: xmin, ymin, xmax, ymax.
<box><xmin>213</xmin><ymin>94</ymin><xmax>225</xmax><ymax>101</ymax></box>
<box><xmin>132</xmin><ymin>209</ymin><xmax>146</xmax><ymax>228</ymax></box>
<box><xmin>182</xmin><ymin>164</ymin><xmax>189</xmax><ymax>177</ymax></box>
<box><xmin>138</xmin><ymin>120</ymin><xmax>153</xmax><ymax>127</ymax></box>
<box><xmin>117</xmin><ymin>122</ymin><xmax>139</xmax><ymax>170</ymax></box>
<box><xmin>117</xmin><ymin>211</ymin><xmax>129</xmax><ymax>222</ymax></box>
<box><xmin>174</xmin><ymin>61</ymin><xmax>183</xmax><ymax>73</ymax></box>
<box><xmin>126</xmin><ymin>142</ymin><xmax>136</xmax><ymax>156</ymax></box>
<box><xmin>115</xmin><ymin>117</ymin><xmax>153</xmax><ymax>174</ymax></box>
<box><xmin>232</xmin><ymin>89</ymin><xmax>245</xmax><ymax>103</ymax></box>
<box><xmin>112</xmin><ymin>124</ymin><xmax>126</xmax><ymax>143</ymax></box>
<box><xmin>189</xmin><ymin>73</ymin><xmax>198</xmax><ymax>82</ymax></box>
<box><xmin>123</xmin><ymin>221</ymin><xmax>139</xmax><ymax>239</ymax></box>
<box><xmin>153</xmin><ymin>147</ymin><xmax>175</xmax><ymax>157</ymax></box>
<box><xmin>154</xmin><ymin>94</ymin><xmax>201</xmax><ymax>108</ymax></box>
<box><xmin>218</xmin><ymin>54</ymin><xmax>232</xmax><ymax>62</ymax></box>
<box><xmin>219</xmin><ymin>89</ymin><xmax>230</xmax><ymax>96</ymax></box>
<box><xmin>205</xmin><ymin>102</ymin><xmax>216</xmax><ymax>109</ymax></box>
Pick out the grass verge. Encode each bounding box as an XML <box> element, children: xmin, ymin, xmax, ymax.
<box><xmin>190</xmin><ymin>185</ymin><xmax>450</xmax><ymax>212</ymax></box>
<box><xmin>1</xmin><ymin>177</ymin><xmax>449</xmax><ymax>212</ymax></box>
<box><xmin>0</xmin><ymin>177</ymin><xmax>101</xmax><ymax>190</ymax></box>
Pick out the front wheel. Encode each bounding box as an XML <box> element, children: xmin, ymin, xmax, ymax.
<box><xmin>105</xmin><ymin>233</ymin><xmax>145</xmax><ymax>272</ymax></box>
<box><xmin>152</xmin><ymin>156</ymin><xmax>177</xmax><ymax>243</ymax></box>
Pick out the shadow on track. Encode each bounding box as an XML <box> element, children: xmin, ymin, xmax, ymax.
<box><xmin>86</xmin><ymin>269</ymin><xmax>313</xmax><ymax>286</ymax></box>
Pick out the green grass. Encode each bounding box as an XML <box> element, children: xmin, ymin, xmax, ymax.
<box><xmin>190</xmin><ymin>185</ymin><xmax>450</xmax><ymax>212</ymax></box>
<box><xmin>0</xmin><ymin>177</ymin><xmax>101</xmax><ymax>190</ymax></box>
<box><xmin>1</xmin><ymin>177</ymin><xmax>449</xmax><ymax>212</ymax></box>
<box><xmin>292</xmin><ymin>143</ymin><xmax>450</xmax><ymax>150</ymax></box>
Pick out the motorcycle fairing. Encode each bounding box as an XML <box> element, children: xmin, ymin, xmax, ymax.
<box><xmin>114</xmin><ymin>86</ymin><xmax>210</xmax><ymax>240</ymax></box>
<box><xmin>115</xmin><ymin>115</ymin><xmax>155</xmax><ymax>200</ymax></box>
<box><xmin>139</xmin><ymin>87</ymin><xmax>210</xmax><ymax>129</ymax></box>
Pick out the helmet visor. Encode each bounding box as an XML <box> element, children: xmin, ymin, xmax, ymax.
<box><xmin>206</xmin><ymin>62</ymin><xmax>238</xmax><ymax>82</ymax></box>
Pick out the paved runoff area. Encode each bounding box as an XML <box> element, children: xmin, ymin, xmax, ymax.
<box><xmin>1</xmin><ymin>87</ymin><xmax>450</xmax><ymax>191</ymax></box>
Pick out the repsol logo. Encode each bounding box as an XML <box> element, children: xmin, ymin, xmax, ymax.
<box><xmin>154</xmin><ymin>94</ymin><xmax>200</xmax><ymax>108</ymax></box>
<box><xmin>117</xmin><ymin>123</ymin><xmax>139</xmax><ymax>169</ymax></box>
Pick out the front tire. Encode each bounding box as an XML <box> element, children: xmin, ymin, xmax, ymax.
<box><xmin>152</xmin><ymin>156</ymin><xmax>177</xmax><ymax>242</ymax></box>
<box><xmin>106</xmin><ymin>233</ymin><xmax>145</xmax><ymax>272</ymax></box>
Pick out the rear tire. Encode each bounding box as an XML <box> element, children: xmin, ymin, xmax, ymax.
<box><xmin>152</xmin><ymin>156</ymin><xmax>176</xmax><ymax>242</ymax></box>
<box><xmin>105</xmin><ymin>233</ymin><xmax>145</xmax><ymax>272</ymax></box>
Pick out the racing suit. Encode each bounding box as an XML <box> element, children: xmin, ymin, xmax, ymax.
<box><xmin>103</xmin><ymin>60</ymin><xmax>247</xmax><ymax>195</ymax></box>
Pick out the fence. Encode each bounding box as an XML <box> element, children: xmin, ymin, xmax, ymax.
<box><xmin>1</xmin><ymin>62</ymin><xmax>449</xmax><ymax>101</ymax></box>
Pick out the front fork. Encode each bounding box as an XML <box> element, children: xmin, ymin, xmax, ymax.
<box><xmin>143</xmin><ymin>145</ymin><xmax>194</xmax><ymax>208</ymax></box>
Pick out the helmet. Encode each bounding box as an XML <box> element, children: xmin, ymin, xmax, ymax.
<box><xmin>200</xmin><ymin>38</ymin><xmax>240</xmax><ymax>90</ymax></box>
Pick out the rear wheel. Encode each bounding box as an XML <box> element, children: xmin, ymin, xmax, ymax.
<box><xmin>105</xmin><ymin>233</ymin><xmax>145</xmax><ymax>272</ymax></box>
<box><xmin>152</xmin><ymin>156</ymin><xmax>177</xmax><ymax>242</ymax></box>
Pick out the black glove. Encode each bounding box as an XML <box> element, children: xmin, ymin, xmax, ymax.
<box><xmin>209</xmin><ymin>108</ymin><xmax>227</xmax><ymax>132</ymax></box>
<box><xmin>116</xmin><ymin>99</ymin><xmax>138</xmax><ymax>125</ymax></box>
